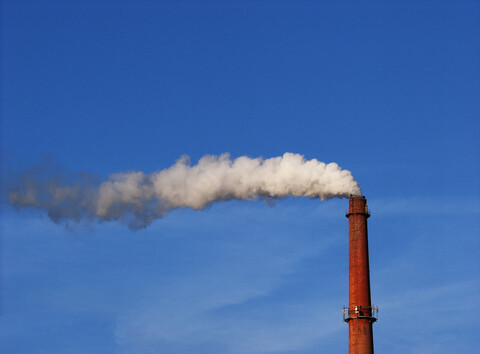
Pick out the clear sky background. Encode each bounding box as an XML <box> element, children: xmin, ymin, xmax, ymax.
<box><xmin>1</xmin><ymin>1</ymin><xmax>479</xmax><ymax>353</ymax></box>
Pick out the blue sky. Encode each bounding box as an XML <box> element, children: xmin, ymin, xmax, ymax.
<box><xmin>1</xmin><ymin>1</ymin><xmax>479</xmax><ymax>353</ymax></box>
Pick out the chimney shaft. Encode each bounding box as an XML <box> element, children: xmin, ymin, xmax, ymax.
<box><xmin>345</xmin><ymin>196</ymin><xmax>376</xmax><ymax>353</ymax></box>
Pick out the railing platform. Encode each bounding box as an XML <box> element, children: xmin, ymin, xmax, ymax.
<box><xmin>343</xmin><ymin>305</ymin><xmax>378</xmax><ymax>323</ymax></box>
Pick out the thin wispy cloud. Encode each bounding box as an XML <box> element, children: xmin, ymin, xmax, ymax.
<box><xmin>369</xmin><ymin>196</ymin><xmax>480</xmax><ymax>216</ymax></box>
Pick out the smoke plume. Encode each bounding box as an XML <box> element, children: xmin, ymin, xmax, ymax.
<box><xmin>8</xmin><ymin>153</ymin><xmax>361</xmax><ymax>229</ymax></box>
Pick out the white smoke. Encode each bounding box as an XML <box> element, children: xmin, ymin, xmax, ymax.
<box><xmin>8</xmin><ymin>153</ymin><xmax>361</xmax><ymax>229</ymax></box>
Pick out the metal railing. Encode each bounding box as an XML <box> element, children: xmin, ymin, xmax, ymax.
<box><xmin>343</xmin><ymin>305</ymin><xmax>378</xmax><ymax>323</ymax></box>
<box><xmin>345</xmin><ymin>208</ymin><xmax>371</xmax><ymax>216</ymax></box>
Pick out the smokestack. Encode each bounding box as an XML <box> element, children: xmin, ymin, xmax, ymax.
<box><xmin>343</xmin><ymin>196</ymin><xmax>378</xmax><ymax>353</ymax></box>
